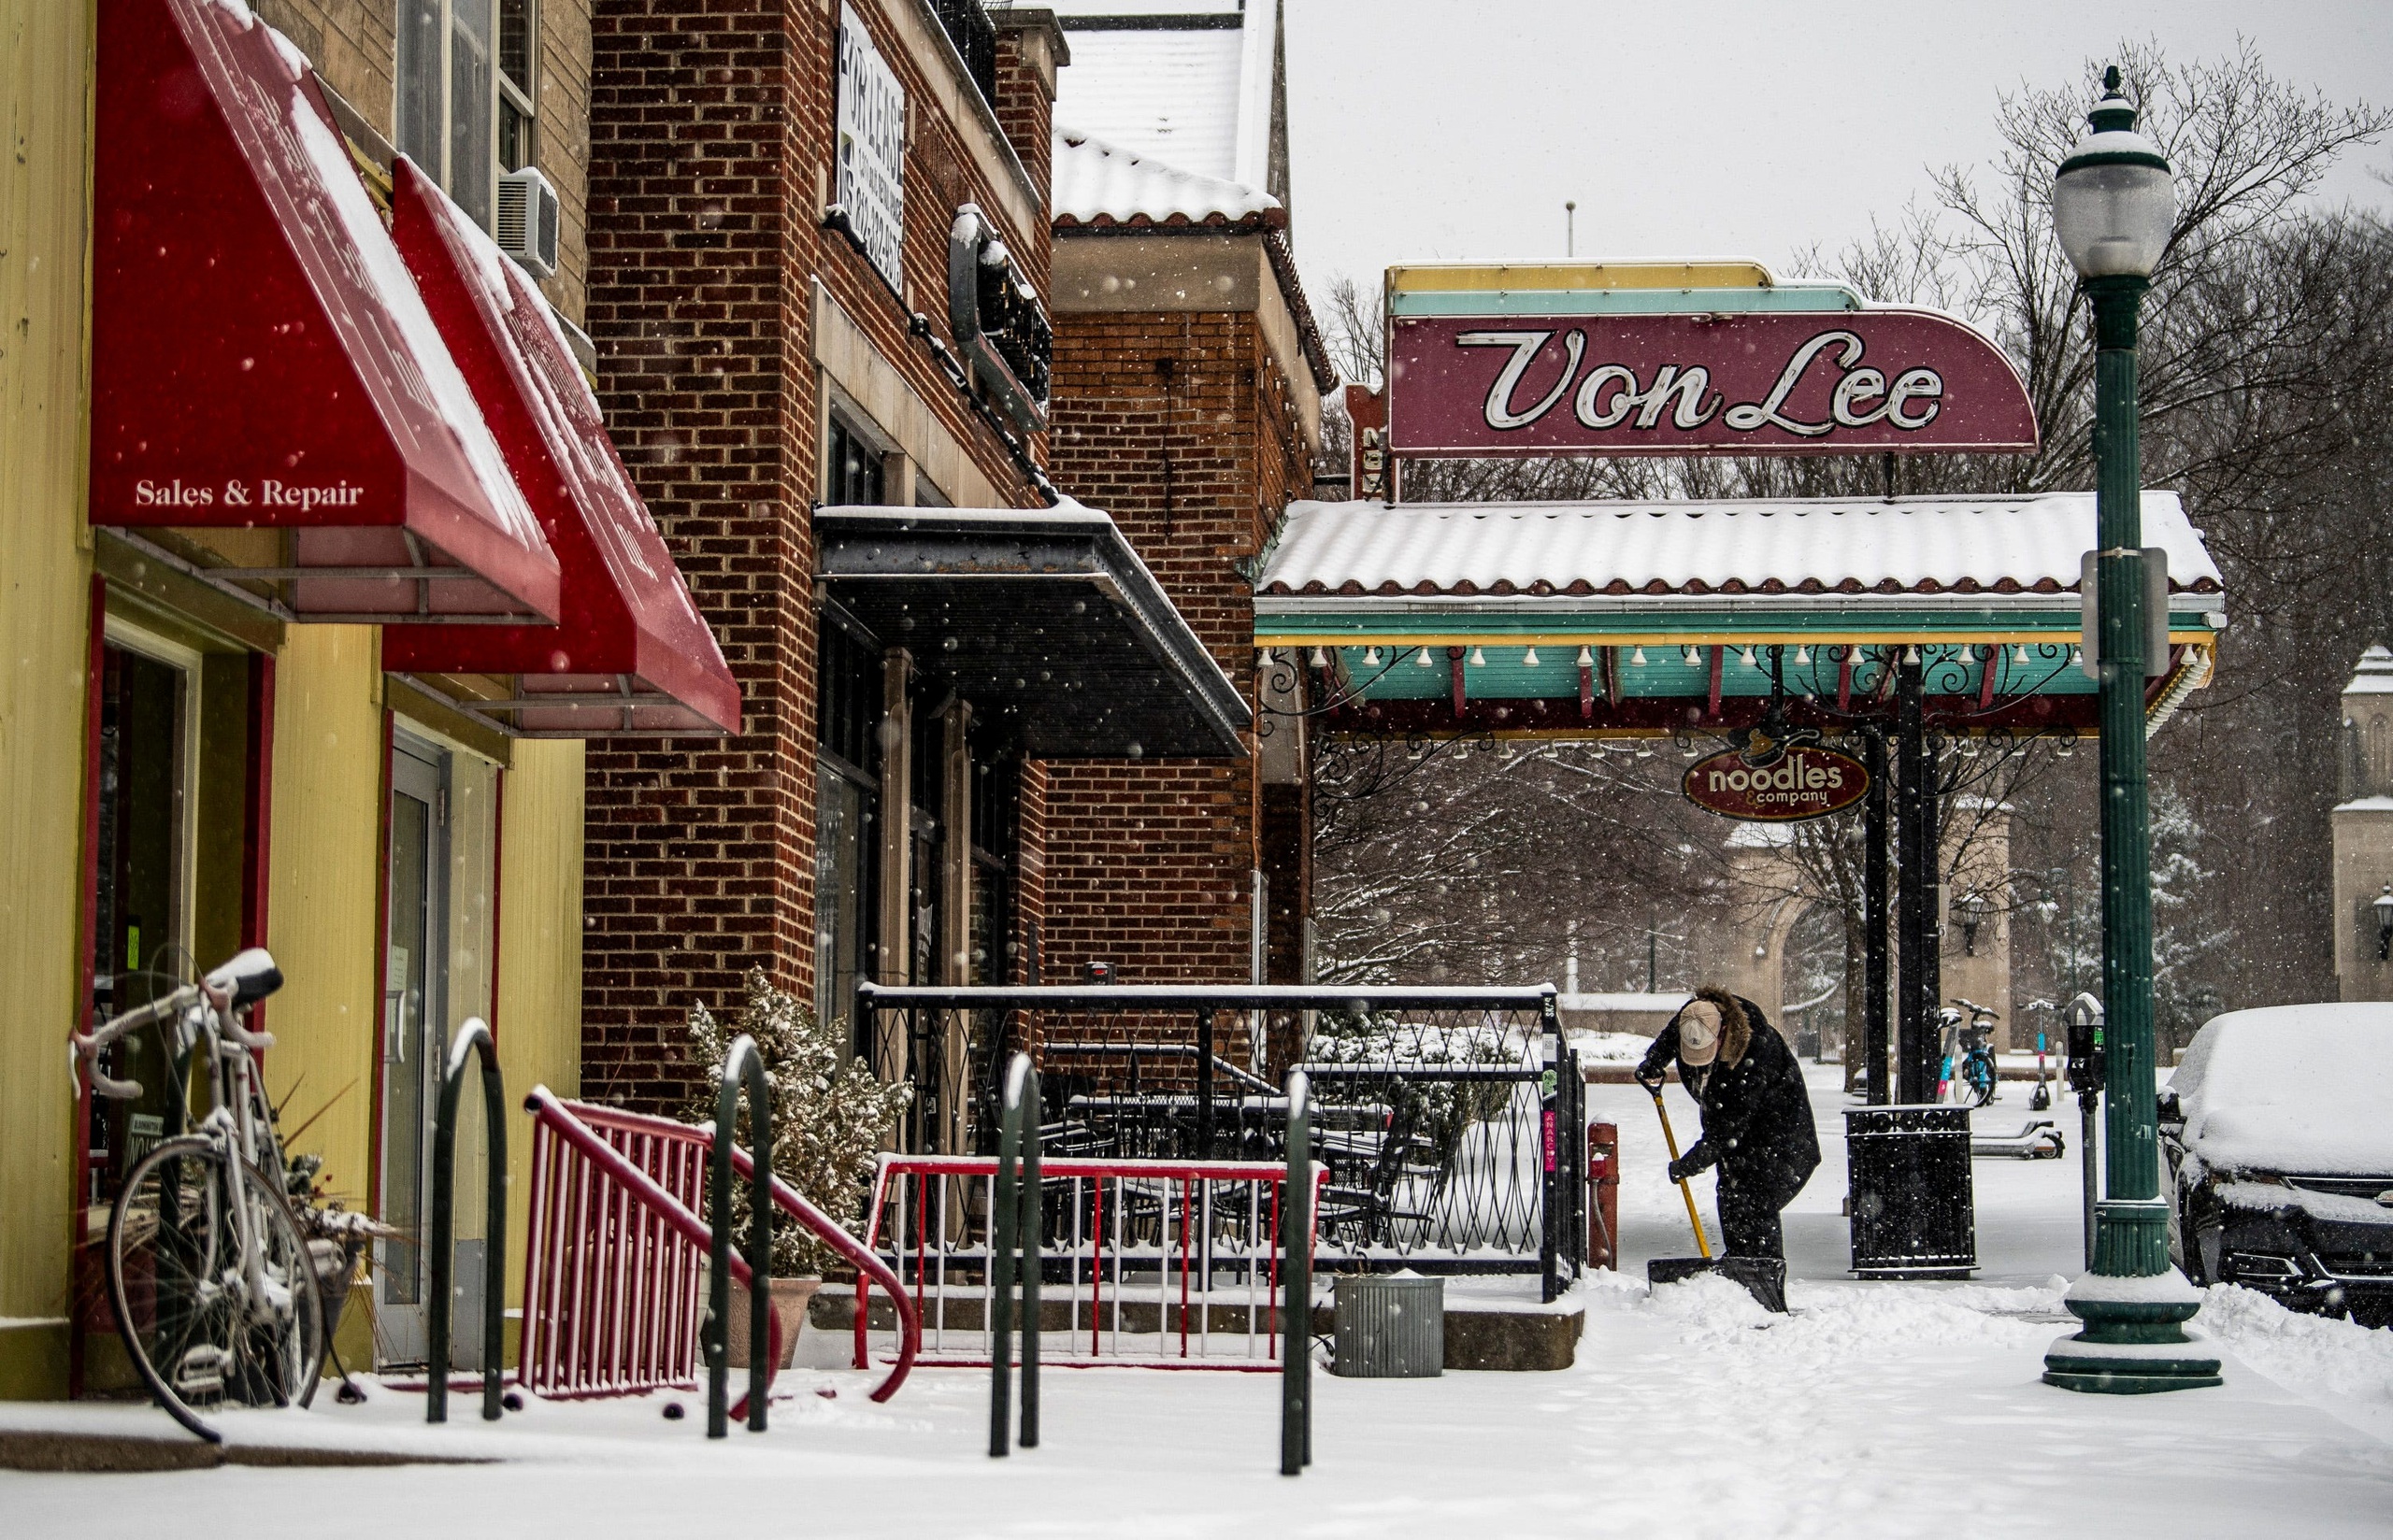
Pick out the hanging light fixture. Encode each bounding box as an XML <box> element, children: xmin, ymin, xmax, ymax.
<box><xmin>1739</xmin><ymin>646</ymin><xmax>1757</xmax><ymax>669</ymax></box>
<box><xmin>1469</xmin><ymin>646</ymin><xmax>1487</xmax><ymax>668</ymax></box>
<box><xmin>2014</xmin><ymin>645</ymin><xmax>2031</xmax><ymax>664</ymax></box>
<box><xmin>1960</xmin><ymin>644</ymin><xmax>1977</xmax><ymax>663</ymax></box>
<box><xmin>1793</xmin><ymin>645</ymin><xmax>1812</xmax><ymax>666</ymax></box>
<box><xmin>1522</xmin><ymin>646</ymin><xmax>1540</xmax><ymax>667</ymax></box>
<box><xmin>1417</xmin><ymin>646</ymin><xmax>1437</xmax><ymax>668</ymax></box>
<box><xmin>1627</xmin><ymin>646</ymin><xmax>1645</xmax><ymax>667</ymax></box>
<box><xmin>1683</xmin><ymin>646</ymin><xmax>1700</xmax><ymax>666</ymax></box>
<box><xmin>1311</xmin><ymin>647</ymin><xmax>1331</xmax><ymax>669</ymax></box>
<box><xmin>1903</xmin><ymin>645</ymin><xmax>1921</xmax><ymax>665</ymax></box>
<box><xmin>1256</xmin><ymin>649</ymin><xmax>1275</xmax><ymax>669</ymax></box>
<box><xmin>1362</xmin><ymin>647</ymin><xmax>1381</xmax><ymax>667</ymax></box>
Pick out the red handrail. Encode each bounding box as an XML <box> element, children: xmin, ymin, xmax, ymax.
<box><xmin>727</xmin><ymin>1145</ymin><xmax>920</xmax><ymax>1402</ymax></box>
<box><xmin>523</xmin><ymin>1088</ymin><xmax>781</xmax><ymax>1400</ymax></box>
<box><xmin>523</xmin><ymin>1087</ymin><xmax>918</xmax><ymax>1405</ymax></box>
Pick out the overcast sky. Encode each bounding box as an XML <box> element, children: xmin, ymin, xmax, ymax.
<box><xmin>1280</xmin><ymin>1</ymin><xmax>2393</xmax><ymax>320</ymax></box>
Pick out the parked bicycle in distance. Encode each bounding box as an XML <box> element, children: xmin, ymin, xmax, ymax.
<box><xmin>72</xmin><ymin>948</ymin><xmax>334</xmax><ymax>1442</ymax></box>
<box><xmin>1935</xmin><ymin>999</ymin><xmax>2002</xmax><ymax>1109</ymax></box>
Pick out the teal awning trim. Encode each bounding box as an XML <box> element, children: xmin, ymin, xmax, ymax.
<box><xmin>1386</xmin><ymin>283</ymin><xmax>1867</xmax><ymax>319</ymax></box>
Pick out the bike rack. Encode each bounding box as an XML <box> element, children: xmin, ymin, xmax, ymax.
<box><xmin>708</xmin><ymin>1035</ymin><xmax>773</xmax><ymax>1438</ymax></box>
<box><xmin>429</xmin><ymin>1018</ymin><xmax>507</xmax><ymax>1425</ymax></box>
<box><xmin>989</xmin><ymin>1053</ymin><xmax>1040</xmax><ymax>1457</ymax></box>
<box><xmin>1282</xmin><ymin>1068</ymin><xmax>1312</xmax><ymax>1477</ymax></box>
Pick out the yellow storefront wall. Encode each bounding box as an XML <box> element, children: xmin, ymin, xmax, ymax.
<box><xmin>0</xmin><ymin>1</ymin><xmax>590</xmax><ymax>1392</ymax></box>
<box><xmin>0</xmin><ymin>0</ymin><xmax>95</xmax><ymax>1399</ymax></box>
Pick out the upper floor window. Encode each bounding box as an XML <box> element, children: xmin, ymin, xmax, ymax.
<box><xmin>397</xmin><ymin>0</ymin><xmax>536</xmax><ymax>230</ymax></box>
<box><xmin>825</xmin><ymin>410</ymin><xmax>888</xmax><ymax>506</ymax></box>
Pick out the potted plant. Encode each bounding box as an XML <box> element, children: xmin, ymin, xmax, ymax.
<box><xmin>683</xmin><ymin>969</ymin><xmax>911</xmax><ymax>1365</ymax></box>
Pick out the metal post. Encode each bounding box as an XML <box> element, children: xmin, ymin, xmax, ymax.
<box><xmin>2081</xmin><ymin>1092</ymin><xmax>2100</xmax><ymax>1270</ymax></box>
<box><xmin>708</xmin><ymin>1036</ymin><xmax>772</xmax><ymax>1437</ymax></box>
<box><xmin>1540</xmin><ymin>990</ymin><xmax>1562</xmax><ymax>1303</ymax></box>
<box><xmin>988</xmin><ymin>1055</ymin><xmax>1022</xmax><ymax>1458</ymax></box>
<box><xmin>1281</xmin><ymin>1069</ymin><xmax>1311</xmax><ymax>1476</ymax></box>
<box><xmin>427</xmin><ymin>1019</ymin><xmax>507</xmax><ymax>1425</ymax></box>
<box><xmin>2042</xmin><ymin>272</ymin><xmax>2219</xmax><ymax>1391</ymax></box>
<box><xmin>1018</xmin><ymin>1062</ymin><xmax>1041</xmax><ymax>1449</ymax></box>
<box><xmin>1895</xmin><ymin>659</ymin><xmax>1932</xmax><ymax>1104</ymax></box>
<box><xmin>1862</xmin><ymin>725</ymin><xmax>1891</xmax><ymax>1105</ymax></box>
<box><xmin>1196</xmin><ymin>1007</ymin><xmax>1215</xmax><ymax>1160</ymax></box>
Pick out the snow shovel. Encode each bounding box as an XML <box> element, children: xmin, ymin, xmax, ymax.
<box><xmin>1641</xmin><ymin>1083</ymin><xmax>1788</xmax><ymax>1313</ymax></box>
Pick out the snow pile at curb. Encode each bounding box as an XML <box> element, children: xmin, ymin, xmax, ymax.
<box><xmin>2197</xmin><ymin>1284</ymin><xmax>2393</xmax><ymax>1408</ymax></box>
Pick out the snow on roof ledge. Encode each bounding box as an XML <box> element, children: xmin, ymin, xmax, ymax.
<box><xmin>1052</xmin><ymin>126</ymin><xmax>1282</xmax><ymax>230</ymax></box>
<box><xmin>2344</xmin><ymin>644</ymin><xmax>2393</xmax><ymax>695</ymax></box>
<box><xmin>1255</xmin><ymin>494</ymin><xmax>2227</xmax><ymax>604</ymax></box>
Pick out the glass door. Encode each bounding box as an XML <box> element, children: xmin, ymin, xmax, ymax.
<box><xmin>379</xmin><ymin>740</ymin><xmax>448</xmax><ymax>1365</ymax></box>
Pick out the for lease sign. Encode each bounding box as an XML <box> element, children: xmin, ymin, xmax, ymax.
<box><xmin>835</xmin><ymin>4</ymin><xmax>906</xmax><ymax>291</ymax></box>
<box><xmin>1683</xmin><ymin>743</ymin><xmax>1870</xmax><ymax>822</ymax></box>
<box><xmin>1386</xmin><ymin>310</ymin><xmax>2039</xmax><ymax>457</ymax></box>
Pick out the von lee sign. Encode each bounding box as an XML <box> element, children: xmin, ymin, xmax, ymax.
<box><xmin>1387</xmin><ymin>311</ymin><xmax>2038</xmax><ymax>456</ymax></box>
<box><xmin>1684</xmin><ymin>745</ymin><xmax>1870</xmax><ymax>822</ymax></box>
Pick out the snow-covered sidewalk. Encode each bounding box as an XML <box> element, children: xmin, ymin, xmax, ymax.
<box><xmin>7</xmin><ymin>1069</ymin><xmax>2389</xmax><ymax>1537</ymax></box>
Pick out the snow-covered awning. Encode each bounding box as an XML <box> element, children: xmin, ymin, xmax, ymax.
<box><xmin>1257</xmin><ymin>494</ymin><xmax>2222</xmax><ymax>607</ymax></box>
<box><xmin>1052</xmin><ymin>127</ymin><xmax>1281</xmax><ymax>230</ymax></box>
<box><xmin>1253</xmin><ymin>494</ymin><xmax>2226</xmax><ymax>740</ymax></box>
<box><xmin>816</xmin><ymin>503</ymin><xmax>1249</xmax><ymax>759</ymax></box>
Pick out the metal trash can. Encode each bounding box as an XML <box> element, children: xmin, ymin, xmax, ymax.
<box><xmin>1846</xmin><ymin>1105</ymin><xmax>1976</xmax><ymax>1279</ymax></box>
<box><xmin>1332</xmin><ymin>1271</ymin><xmax>1443</xmax><ymax>1377</ymax></box>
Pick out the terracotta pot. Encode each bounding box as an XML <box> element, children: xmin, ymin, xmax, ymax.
<box><xmin>721</xmin><ymin>1276</ymin><xmax>822</xmax><ymax>1368</ymax></box>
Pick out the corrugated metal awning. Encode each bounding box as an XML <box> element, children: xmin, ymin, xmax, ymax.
<box><xmin>818</xmin><ymin>504</ymin><xmax>1248</xmax><ymax>760</ymax></box>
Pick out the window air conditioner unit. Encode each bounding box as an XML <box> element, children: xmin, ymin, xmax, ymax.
<box><xmin>495</xmin><ymin>165</ymin><xmax>561</xmax><ymax>280</ymax></box>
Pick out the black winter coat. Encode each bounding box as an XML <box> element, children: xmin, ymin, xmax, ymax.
<box><xmin>1638</xmin><ymin>993</ymin><xmax>1822</xmax><ymax>1213</ymax></box>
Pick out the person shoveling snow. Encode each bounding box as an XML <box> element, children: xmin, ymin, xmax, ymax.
<box><xmin>1637</xmin><ymin>989</ymin><xmax>1821</xmax><ymax>1311</ymax></box>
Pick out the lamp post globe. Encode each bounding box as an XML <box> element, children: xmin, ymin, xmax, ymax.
<box><xmin>2041</xmin><ymin>66</ymin><xmax>2220</xmax><ymax>1395</ymax></box>
<box><xmin>2054</xmin><ymin>67</ymin><xmax>2177</xmax><ymax>281</ymax></box>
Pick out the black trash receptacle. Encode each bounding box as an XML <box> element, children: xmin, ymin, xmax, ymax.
<box><xmin>1845</xmin><ymin>1105</ymin><xmax>1975</xmax><ymax>1279</ymax></box>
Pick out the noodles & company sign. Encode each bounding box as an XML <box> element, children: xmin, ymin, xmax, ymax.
<box><xmin>1683</xmin><ymin>743</ymin><xmax>1870</xmax><ymax>822</ymax></box>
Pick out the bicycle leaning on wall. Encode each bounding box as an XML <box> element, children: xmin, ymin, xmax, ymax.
<box><xmin>72</xmin><ymin>948</ymin><xmax>330</xmax><ymax>1441</ymax></box>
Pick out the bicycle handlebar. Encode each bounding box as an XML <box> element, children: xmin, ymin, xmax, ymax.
<box><xmin>72</xmin><ymin>983</ymin><xmax>203</xmax><ymax>1101</ymax></box>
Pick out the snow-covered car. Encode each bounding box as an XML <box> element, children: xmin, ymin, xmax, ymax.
<box><xmin>2161</xmin><ymin>1004</ymin><xmax>2393</xmax><ymax>1325</ymax></box>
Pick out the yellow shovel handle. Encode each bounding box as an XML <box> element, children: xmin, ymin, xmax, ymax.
<box><xmin>1649</xmin><ymin>1086</ymin><xmax>1713</xmax><ymax>1262</ymax></box>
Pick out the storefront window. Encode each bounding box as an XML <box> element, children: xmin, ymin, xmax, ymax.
<box><xmin>86</xmin><ymin>632</ymin><xmax>196</xmax><ymax>1206</ymax></box>
<box><xmin>815</xmin><ymin>612</ymin><xmax>881</xmax><ymax>1048</ymax></box>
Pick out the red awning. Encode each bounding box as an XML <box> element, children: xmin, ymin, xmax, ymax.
<box><xmin>89</xmin><ymin>0</ymin><xmax>561</xmax><ymax>624</ymax></box>
<box><xmin>380</xmin><ymin>162</ymin><xmax>741</xmax><ymax>736</ymax></box>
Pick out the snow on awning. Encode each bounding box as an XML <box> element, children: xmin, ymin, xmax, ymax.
<box><xmin>88</xmin><ymin>0</ymin><xmax>560</xmax><ymax>624</ymax></box>
<box><xmin>1257</xmin><ymin>495</ymin><xmax>2224</xmax><ymax>606</ymax></box>
<box><xmin>817</xmin><ymin>504</ymin><xmax>1249</xmax><ymax>759</ymax></box>
<box><xmin>379</xmin><ymin>161</ymin><xmax>740</xmax><ymax>738</ymax></box>
<box><xmin>1052</xmin><ymin>127</ymin><xmax>1281</xmax><ymax>230</ymax></box>
<box><xmin>1053</xmin><ymin>3</ymin><xmax>1274</xmax><ymax>192</ymax></box>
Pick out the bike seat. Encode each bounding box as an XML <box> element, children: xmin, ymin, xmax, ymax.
<box><xmin>205</xmin><ymin>948</ymin><xmax>283</xmax><ymax>1007</ymax></box>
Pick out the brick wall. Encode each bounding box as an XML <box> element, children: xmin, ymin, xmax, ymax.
<box><xmin>1042</xmin><ymin>298</ymin><xmax>1312</xmax><ymax>984</ymax></box>
<box><xmin>584</xmin><ymin>0</ymin><xmax>1056</xmax><ymax>1108</ymax></box>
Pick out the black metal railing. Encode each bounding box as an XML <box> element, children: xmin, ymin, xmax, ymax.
<box><xmin>857</xmin><ymin>983</ymin><xmax>1585</xmax><ymax>1300</ymax></box>
<box><xmin>932</xmin><ymin>0</ymin><xmax>998</xmax><ymax>108</ymax></box>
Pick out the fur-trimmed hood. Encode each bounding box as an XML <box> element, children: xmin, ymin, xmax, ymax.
<box><xmin>1683</xmin><ymin>987</ymin><xmax>1753</xmax><ymax>1068</ymax></box>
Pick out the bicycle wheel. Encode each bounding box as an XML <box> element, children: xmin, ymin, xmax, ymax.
<box><xmin>107</xmin><ymin>1136</ymin><xmax>326</xmax><ymax>1441</ymax></box>
<box><xmin>1966</xmin><ymin>1058</ymin><xmax>1999</xmax><ymax>1108</ymax></box>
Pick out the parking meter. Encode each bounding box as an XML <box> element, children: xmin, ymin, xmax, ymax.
<box><xmin>2064</xmin><ymin>992</ymin><xmax>2105</xmax><ymax>1098</ymax></box>
<box><xmin>2063</xmin><ymin>992</ymin><xmax>2104</xmax><ymax>1269</ymax></box>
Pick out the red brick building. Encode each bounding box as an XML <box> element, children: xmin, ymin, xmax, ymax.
<box><xmin>1041</xmin><ymin>4</ymin><xmax>1335</xmax><ymax>990</ymax></box>
<box><xmin>580</xmin><ymin>0</ymin><xmax>1326</xmax><ymax>1122</ymax></box>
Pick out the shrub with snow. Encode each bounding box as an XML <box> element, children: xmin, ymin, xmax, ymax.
<box><xmin>683</xmin><ymin>969</ymin><xmax>912</xmax><ymax>1277</ymax></box>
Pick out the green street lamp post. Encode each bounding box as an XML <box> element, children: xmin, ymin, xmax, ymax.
<box><xmin>2042</xmin><ymin>67</ymin><xmax>2221</xmax><ymax>1394</ymax></box>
